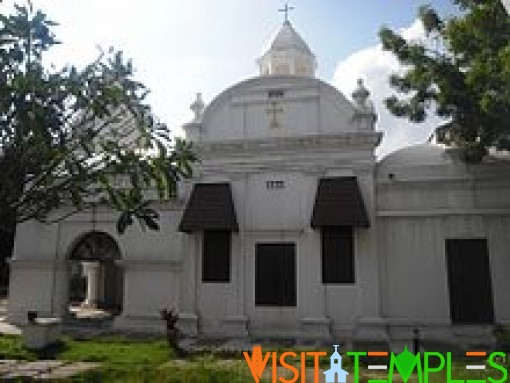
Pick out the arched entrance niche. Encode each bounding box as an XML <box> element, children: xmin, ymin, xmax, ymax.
<box><xmin>67</xmin><ymin>231</ymin><xmax>123</xmax><ymax>318</ymax></box>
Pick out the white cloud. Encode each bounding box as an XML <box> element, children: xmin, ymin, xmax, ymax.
<box><xmin>332</xmin><ymin>19</ymin><xmax>445</xmax><ymax>158</ymax></box>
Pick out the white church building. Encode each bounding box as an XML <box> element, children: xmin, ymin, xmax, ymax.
<box><xmin>7</xmin><ymin>18</ymin><xmax>510</xmax><ymax>348</ymax></box>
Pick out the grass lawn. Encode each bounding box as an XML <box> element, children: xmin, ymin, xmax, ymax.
<box><xmin>0</xmin><ymin>334</ymin><xmax>508</xmax><ymax>382</ymax></box>
<box><xmin>0</xmin><ymin>334</ymin><xmax>251</xmax><ymax>382</ymax></box>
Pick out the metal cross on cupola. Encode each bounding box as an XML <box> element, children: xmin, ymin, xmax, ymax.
<box><xmin>279</xmin><ymin>3</ymin><xmax>294</xmax><ymax>23</ymax></box>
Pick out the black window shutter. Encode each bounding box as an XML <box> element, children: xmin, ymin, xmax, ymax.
<box><xmin>322</xmin><ymin>226</ymin><xmax>355</xmax><ymax>284</ymax></box>
<box><xmin>255</xmin><ymin>243</ymin><xmax>296</xmax><ymax>306</ymax></box>
<box><xmin>280</xmin><ymin>244</ymin><xmax>296</xmax><ymax>306</ymax></box>
<box><xmin>445</xmin><ymin>238</ymin><xmax>494</xmax><ymax>324</ymax></box>
<box><xmin>255</xmin><ymin>247</ymin><xmax>279</xmax><ymax>305</ymax></box>
<box><xmin>202</xmin><ymin>230</ymin><xmax>231</xmax><ymax>282</ymax></box>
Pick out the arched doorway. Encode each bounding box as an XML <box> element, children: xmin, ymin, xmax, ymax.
<box><xmin>67</xmin><ymin>231</ymin><xmax>123</xmax><ymax>319</ymax></box>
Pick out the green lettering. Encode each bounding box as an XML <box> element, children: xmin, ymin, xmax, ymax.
<box><xmin>388</xmin><ymin>347</ymin><xmax>423</xmax><ymax>383</ymax></box>
<box><xmin>424</xmin><ymin>352</ymin><xmax>445</xmax><ymax>383</ymax></box>
<box><xmin>487</xmin><ymin>352</ymin><xmax>508</xmax><ymax>383</ymax></box>
<box><xmin>446</xmin><ymin>353</ymin><xmax>465</xmax><ymax>383</ymax></box>
<box><xmin>347</xmin><ymin>352</ymin><xmax>366</xmax><ymax>383</ymax></box>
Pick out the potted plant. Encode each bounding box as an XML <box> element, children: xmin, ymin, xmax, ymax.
<box><xmin>160</xmin><ymin>307</ymin><xmax>185</xmax><ymax>357</ymax></box>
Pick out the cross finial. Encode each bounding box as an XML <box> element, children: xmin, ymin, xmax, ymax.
<box><xmin>278</xmin><ymin>3</ymin><xmax>294</xmax><ymax>23</ymax></box>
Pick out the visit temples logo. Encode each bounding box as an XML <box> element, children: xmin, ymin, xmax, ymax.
<box><xmin>243</xmin><ymin>345</ymin><xmax>509</xmax><ymax>383</ymax></box>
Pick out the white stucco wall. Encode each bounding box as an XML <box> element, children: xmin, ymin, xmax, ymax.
<box><xmin>8</xmin><ymin>204</ymin><xmax>185</xmax><ymax>329</ymax></box>
<box><xmin>376</xmin><ymin>146</ymin><xmax>510</xmax><ymax>340</ymax></box>
<box><xmin>197</xmin><ymin>76</ymin><xmax>359</xmax><ymax>142</ymax></box>
<box><xmin>178</xmin><ymin>69</ymin><xmax>384</xmax><ymax>340</ymax></box>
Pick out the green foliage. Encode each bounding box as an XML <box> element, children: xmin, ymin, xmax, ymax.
<box><xmin>0</xmin><ymin>334</ymin><xmax>38</xmax><ymax>360</ymax></box>
<box><xmin>379</xmin><ymin>0</ymin><xmax>510</xmax><ymax>162</ymax></box>
<box><xmin>79</xmin><ymin>360</ymin><xmax>251</xmax><ymax>383</ymax></box>
<box><xmin>0</xmin><ymin>2</ymin><xmax>197</xmax><ymax>234</ymax></box>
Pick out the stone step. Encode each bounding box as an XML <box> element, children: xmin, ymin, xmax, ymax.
<box><xmin>0</xmin><ymin>360</ymin><xmax>99</xmax><ymax>381</ymax></box>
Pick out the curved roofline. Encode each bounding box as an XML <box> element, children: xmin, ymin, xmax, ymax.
<box><xmin>376</xmin><ymin>143</ymin><xmax>456</xmax><ymax>169</ymax></box>
<box><xmin>379</xmin><ymin>142</ymin><xmax>444</xmax><ymax>162</ymax></box>
<box><xmin>378</xmin><ymin>143</ymin><xmax>510</xmax><ymax>167</ymax></box>
<box><xmin>203</xmin><ymin>75</ymin><xmax>356</xmax><ymax>122</ymax></box>
<box><xmin>379</xmin><ymin>143</ymin><xmax>444</xmax><ymax>160</ymax></box>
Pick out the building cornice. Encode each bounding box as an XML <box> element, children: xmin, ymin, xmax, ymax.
<box><xmin>195</xmin><ymin>132</ymin><xmax>382</xmax><ymax>157</ymax></box>
<box><xmin>377</xmin><ymin>208</ymin><xmax>510</xmax><ymax>218</ymax></box>
<box><xmin>115</xmin><ymin>259</ymin><xmax>183</xmax><ymax>271</ymax></box>
<box><xmin>197</xmin><ymin>160</ymin><xmax>375</xmax><ymax>178</ymax></box>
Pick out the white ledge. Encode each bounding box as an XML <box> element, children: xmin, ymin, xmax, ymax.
<box><xmin>377</xmin><ymin>208</ymin><xmax>510</xmax><ymax>217</ymax></box>
<box><xmin>196</xmin><ymin>132</ymin><xmax>382</xmax><ymax>155</ymax></box>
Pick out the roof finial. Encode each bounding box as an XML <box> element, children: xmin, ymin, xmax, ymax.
<box><xmin>190</xmin><ymin>92</ymin><xmax>205</xmax><ymax>123</ymax></box>
<box><xmin>278</xmin><ymin>3</ymin><xmax>294</xmax><ymax>23</ymax></box>
<box><xmin>352</xmin><ymin>79</ymin><xmax>370</xmax><ymax>109</ymax></box>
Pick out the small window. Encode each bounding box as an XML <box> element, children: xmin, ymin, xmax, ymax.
<box><xmin>322</xmin><ymin>226</ymin><xmax>354</xmax><ymax>284</ymax></box>
<box><xmin>266</xmin><ymin>180</ymin><xmax>285</xmax><ymax>190</ymax></box>
<box><xmin>268</xmin><ymin>89</ymin><xmax>285</xmax><ymax>98</ymax></box>
<box><xmin>202</xmin><ymin>230</ymin><xmax>231</xmax><ymax>282</ymax></box>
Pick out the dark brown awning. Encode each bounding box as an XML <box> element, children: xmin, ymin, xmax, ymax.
<box><xmin>179</xmin><ymin>183</ymin><xmax>239</xmax><ymax>233</ymax></box>
<box><xmin>311</xmin><ymin>177</ymin><xmax>370</xmax><ymax>228</ymax></box>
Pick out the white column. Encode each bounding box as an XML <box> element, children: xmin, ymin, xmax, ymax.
<box><xmin>353</xmin><ymin>172</ymin><xmax>388</xmax><ymax>345</ymax></box>
<box><xmin>178</xmin><ymin>235</ymin><xmax>198</xmax><ymax>337</ymax></box>
<box><xmin>83</xmin><ymin>262</ymin><xmax>100</xmax><ymax>308</ymax></box>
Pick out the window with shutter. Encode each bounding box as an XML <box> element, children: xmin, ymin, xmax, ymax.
<box><xmin>445</xmin><ymin>238</ymin><xmax>494</xmax><ymax>324</ymax></box>
<box><xmin>202</xmin><ymin>230</ymin><xmax>231</xmax><ymax>283</ymax></box>
<box><xmin>321</xmin><ymin>226</ymin><xmax>355</xmax><ymax>284</ymax></box>
<box><xmin>255</xmin><ymin>243</ymin><xmax>296</xmax><ymax>307</ymax></box>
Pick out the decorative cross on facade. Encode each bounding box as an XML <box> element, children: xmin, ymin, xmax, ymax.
<box><xmin>266</xmin><ymin>101</ymin><xmax>284</xmax><ymax>129</ymax></box>
<box><xmin>278</xmin><ymin>3</ymin><xmax>294</xmax><ymax>23</ymax></box>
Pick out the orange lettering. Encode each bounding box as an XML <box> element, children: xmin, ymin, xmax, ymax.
<box><xmin>306</xmin><ymin>352</ymin><xmax>327</xmax><ymax>383</ymax></box>
<box><xmin>243</xmin><ymin>346</ymin><xmax>271</xmax><ymax>383</ymax></box>
<box><xmin>273</xmin><ymin>351</ymin><xmax>277</xmax><ymax>383</ymax></box>
<box><xmin>301</xmin><ymin>352</ymin><xmax>306</xmax><ymax>383</ymax></box>
<box><xmin>279</xmin><ymin>352</ymin><xmax>299</xmax><ymax>383</ymax></box>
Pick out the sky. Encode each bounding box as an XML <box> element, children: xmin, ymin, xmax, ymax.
<box><xmin>1</xmin><ymin>0</ymin><xmax>462</xmax><ymax>157</ymax></box>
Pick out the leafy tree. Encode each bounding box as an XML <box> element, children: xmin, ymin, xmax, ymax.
<box><xmin>379</xmin><ymin>0</ymin><xmax>510</xmax><ymax>162</ymax></box>
<box><xmin>0</xmin><ymin>2</ymin><xmax>196</xmax><ymax>243</ymax></box>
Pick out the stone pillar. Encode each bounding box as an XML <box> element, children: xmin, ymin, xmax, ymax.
<box><xmin>83</xmin><ymin>262</ymin><xmax>100</xmax><ymax>308</ymax></box>
<box><xmin>7</xmin><ymin>259</ymin><xmax>68</xmax><ymax>324</ymax></box>
<box><xmin>353</xmin><ymin>172</ymin><xmax>388</xmax><ymax>347</ymax></box>
<box><xmin>178</xmin><ymin>235</ymin><xmax>198</xmax><ymax>337</ymax></box>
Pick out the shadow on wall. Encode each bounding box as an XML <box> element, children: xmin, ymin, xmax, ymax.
<box><xmin>0</xmin><ymin>223</ymin><xmax>15</xmax><ymax>297</ymax></box>
<box><xmin>0</xmin><ymin>263</ymin><xmax>8</xmax><ymax>297</ymax></box>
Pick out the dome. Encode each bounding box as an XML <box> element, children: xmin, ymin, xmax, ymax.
<box><xmin>195</xmin><ymin>75</ymin><xmax>361</xmax><ymax>142</ymax></box>
<box><xmin>376</xmin><ymin>144</ymin><xmax>466</xmax><ymax>181</ymax></box>
<box><xmin>263</xmin><ymin>21</ymin><xmax>313</xmax><ymax>56</ymax></box>
<box><xmin>379</xmin><ymin>144</ymin><xmax>510</xmax><ymax>172</ymax></box>
<box><xmin>378</xmin><ymin>144</ymin><xmax>454</xmax><ymax>169</ymax></box>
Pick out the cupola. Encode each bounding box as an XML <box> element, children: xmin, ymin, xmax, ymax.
<box><xmin>257</xmin><ymin>9</ymin><xmax>316</xmax><ymax>77</ymax></box>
